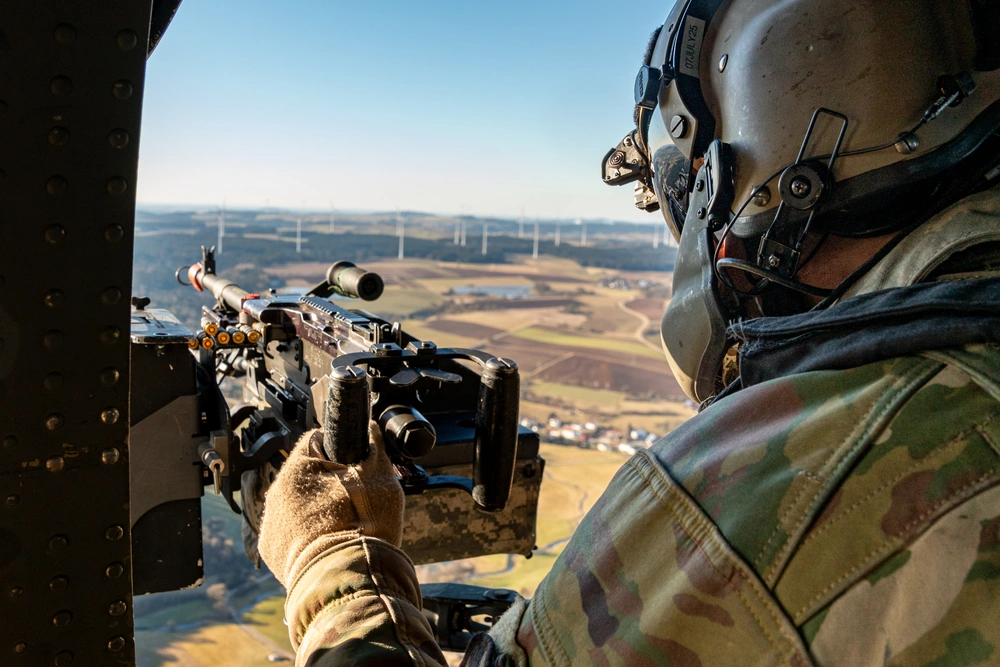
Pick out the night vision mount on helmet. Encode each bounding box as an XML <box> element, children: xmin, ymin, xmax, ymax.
<box><xmin>604</xmin><ymin>0</ymin><xmax>1000</xmax><ymax>403</ymax></box>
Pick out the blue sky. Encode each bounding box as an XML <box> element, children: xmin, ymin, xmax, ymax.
<box><xmin>137</xmin><ymin>1</ymin><xmax>666</xmax><ymax>221</ymax></box>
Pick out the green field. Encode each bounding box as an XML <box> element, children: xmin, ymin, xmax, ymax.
<box><xmin>401</xmin><ymin>319</ymin><xmax>476</xmax><ymax>348</ymax></box>
<box><xmin>372</xmin><ymin>284</ymin><xmax>444</xmax><ymax>316</ymax></box>
<box><xmin>512</xmin><ymin>326</ymin><xmax>663</xmax><ymax>360</ymax></box>
<box><xmin>530</xmin><ymin>381</ymin><xmax>624</xmax><ymax>410</ymax></box>
<box><xmin>243</xmin><ymin>596</ymin><xmax>294</xmax><ymax>650</ymax></box>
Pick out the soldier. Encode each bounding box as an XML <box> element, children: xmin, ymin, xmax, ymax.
<box><xmin>258</xmin><ymin>0</ymin><xmax>1000</xmax><ymax>664</ymax></box>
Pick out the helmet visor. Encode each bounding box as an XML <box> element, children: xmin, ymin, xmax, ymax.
<box><xmin>650</xmin><ymin>140</ymin><xmax>690</xmax><ymax>242</ymax></box>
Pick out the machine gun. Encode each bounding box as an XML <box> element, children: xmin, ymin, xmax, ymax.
<box><xmin>128</xmin><ymin>246</ymin><xmax>543</xmax><ymax>649</ymax></box>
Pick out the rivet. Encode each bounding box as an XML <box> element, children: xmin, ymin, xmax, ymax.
<box><xmin>50</xmin><ymin>76</ymin><xmax>73</xmax><ymax>96</ymax></box>
<box><xmin>107</xmin><ymin>637</ymin><xmax>125</xmax><ymax>652</ymax></box>
<box><xmin>44</xmin><ymin>373</ymin><xmax>64</xmax><ymax>391</ymax></box>
<box><xmin>48</xmin><ymin>535</ymin><xmax>68</xmax><ymax>552</ymax></box>
<box><xmin>753</xmin><ymin>185</ymin><xmax>772</xmax><ymax>208</ymax></box>
<box><xmin>46</xmin><ymin>176</ymin><xmax>68</xmax><ymax>196</ymax></box>
<box><xmin>108</xmin><ymin>600</ymin><xmax>127</xmax><ymax>616</ymax></box>
<box><xmin>5</xmin><ymin>495</ymin><xmax>18</xmax><ymax>506</ymax></box>
<box><xmin>99</xmin><ymin>326</ymin><xmax>120</xmax><ymax>345</ymax></box>
<box><xmin>105</xmin><ymin>525</ymin><xmax>124</xmax><ymax>541</ymax></box>
<box><xmin>99</xmin><ymin>368</ymin><xmax>120</xmax><ymax>387</ymax></box>
<box><xmin>48</xmin><ymin>127</ymin><xmax>70</xmax><ymax>147</ymax></box>
<box><xmin>719</xmin><ymin>53</ymin><xmax>729</xmax><ymax>72</ymax></box>
<box><xmin>100</xmin><ymin>408</ymin><xmax>120</xmax><ymax>425</ymax></box>
<box><xmin>44</xmin><ymin>413</ymin><xmax>64</xmax><ymax>431</ymax></box>
<box><xmin>54</xmin><ymin>650</ymin><xmax>73</xmax><ymax>666</ymax></box>
<box><xmin>103</xmin><ymin>224</ymin><xmax>124</xmax><ymax>243</ymax></box>
<box><xmin>108</xmin><ymin>129</ymin><xmax>129</xmax><ymax>149</ymax></box>
<box><xmin>52</xmin><ymin>610</ymin><xmax>72</xmax><ymax>627</ymax></box>
<box><xmin>106</xmin><ymin>177</ymin><xmax>127</xmax><ymax>196</ymax></box>
<box><xmin>53</xmin><ymin>24</ymin><xmax>76</xmax><ymax>45</ymax></box>
<box><xmin>105</xmin><ymin>563</ymin><xmax>124</xmax><ymax>579</ymax></box>
<box><xmin>696</xmin><ymin>207</ymin><xmax>707</xmax><ymax>219</ymax></box>
<box><xmin>101</xmin><ymin>448</ymin><xmax>120</xmax><ymax>465</ymax></box>
<box><xmin>116</xmin><ymin>30</ymin><xmax>138</xmax><ymax>51</ymax></box>
<box><xmin>768</xmin><ymin>254</ymin><xmax>782</xmax><ymax>268</ymax></box>
<box><xmin>695</xmin><ymin>180</ymin><xmax>705</xmax><ymax>192</ymax></box>
<box><xmin>44</xmin><ymin>224</ymin><xmax>67</xmax><ymax>245</ymax></box>
<box><xmin>669</xmin><ymin>114</ymin><xmax>688</xmax><ymax>139</ymax></box>
<box><xmin>49</xmin><ymin>576</ymin><xmax>68</xmax><ymax>593</ymax></box>
<box><xmin>9</xmin><ymin>586</ymin><xmax>23</xmax><ymax>598</ymax></box>
<box><xmin>2</xmin><ymin>435</ymin><xmax>16</xmax><ymax>448</ymax></box>
<box><xmin>100</xmin><ymin>287</ymin><xmax>122</xmax><ymax>306</ymax></box>
<box><xmin>43</xmin><ymin>330</ymin><xmax>65</xmax><ymax>350</ymax></box>
<box><xmin>44</xmin><ymin>289</ymin><xmax>65</xmax><ymax>308</ymax></box>
<box><xmin>14</xmin><ymin>642</ymin><xmax>26</xmax><ymax>654</ymax></box>
<box><xmin>112</xmin><ymin>80</ymin><xmax>133</xmax><ymax>100</ymax></box>
<box><xmin>46</xmin><ymin>456</ymin><xmax>65</xmax><ymax>473</ymax></box>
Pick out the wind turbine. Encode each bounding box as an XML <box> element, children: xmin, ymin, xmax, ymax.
<box><xmin>217</xmin><ymin>201</ymin><xmax>225</xmax><ymax>255</ymax></box>
<box><xmin>397</xmin><ymin>209</ymin><xmax>405</xmax><ymax>260</ymax></box>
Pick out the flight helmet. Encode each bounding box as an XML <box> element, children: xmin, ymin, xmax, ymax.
<box><xmin>603</xmin><ymin>0</ymin><xmax>1000</xmax><ymax>402</ymax></box>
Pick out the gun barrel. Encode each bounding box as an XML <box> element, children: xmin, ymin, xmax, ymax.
<box><xmin>188</xmin><ymin>264</ymin><xmax>250</xmax><ymax>312</ymax></box>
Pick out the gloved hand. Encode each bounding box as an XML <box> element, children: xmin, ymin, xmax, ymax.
<box><xmin>257</xmin><ymin>423</ymin><xmax>404</xmax><ymax>587</ymax></box>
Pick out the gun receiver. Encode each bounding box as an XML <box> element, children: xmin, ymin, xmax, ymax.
<box><xmin>160</xmin><ymin>246</ymin><xmax>542</xmax><ymax>568</ymax></box>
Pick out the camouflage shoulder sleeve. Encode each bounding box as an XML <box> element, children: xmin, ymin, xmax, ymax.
<box><xmin>785</xmin><ymin>345</ymin><xmax>1000</xmax><ymax>664</ymax></box>
<box><xmin>803</xmin><ymin>482</ymin><xmax>1000</xmax><ymax>665</ymax></box>
<box><xmin>506</xmin><ymin>450</ymin><xmax>815</xmax><ymax>666</ymax></box>
<box><xmin>286</xmin><ymin>535</ymin><xmax>448</xmax><ymax>667</ymax></box>
<box><xmin>493</xmin><ymin>345</ymin><xmax>1000</xmax><ymax>666</ymax></box>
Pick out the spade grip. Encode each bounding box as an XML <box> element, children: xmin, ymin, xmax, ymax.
<box><xmin>473</xmin><ymin>358</ymin><xmax>520</xmax><ymax>512</ymax></box>
<box><xmin>323</xmin><ymin>365</ymin><xmax>371</xmax><ymax>464</ymax></box>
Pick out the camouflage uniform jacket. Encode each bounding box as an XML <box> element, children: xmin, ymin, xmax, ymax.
<box><xmin>289</xmin><ymin>187</ymin><xmax>1000</xmax><ymax>666</ymax></box>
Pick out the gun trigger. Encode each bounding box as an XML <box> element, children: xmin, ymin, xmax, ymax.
<box><xmin>419</xmin><ymin>368</ymin><xmax>462</xmax><ymax>384</ymax></box>
<box><xmin>389</xmin><ymin>369</ymin><xmax>421</xmax><ymax>387</ymax></box>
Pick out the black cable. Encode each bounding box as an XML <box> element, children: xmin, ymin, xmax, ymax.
<box><xmin>716</xmin><ymin>259</ymin><xmax>833</xmax><ymax>296</ymax></box>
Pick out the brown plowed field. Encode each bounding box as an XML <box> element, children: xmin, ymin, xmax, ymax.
<box><xmin>625</xmin><ymin>298</ymin><xmax>668</xmax><ymax>321</ymax></box>
<box><xmin>535</xmin><ymin>354</ymin><xmax>685</xmax><ymax>399</ymax></box>
<box><xmin>480</xmin><ymin>337</ymin><xmax>685</xmax><ymax>400</ymax></box>
<box><xmin>426</xmin><ymin>319</ymin><xmax>504</xmax><ymax>340</ymax></box>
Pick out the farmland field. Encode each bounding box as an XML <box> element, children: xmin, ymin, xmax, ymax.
<box><xmin>511</xmin><ymin>326</ymin><xmax>663</xmax><ymax>360</ymax></box>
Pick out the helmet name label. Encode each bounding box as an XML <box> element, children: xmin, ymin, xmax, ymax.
<box><xmin>680</xmin><ymin>16</ymin><xmax>706</xmax><ymax>79</ymax></box>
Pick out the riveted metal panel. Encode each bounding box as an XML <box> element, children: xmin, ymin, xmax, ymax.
<box><xmin>0</xmin><ymin>3</ymin><xmax>152</xmax><ymax>665</ymax></box>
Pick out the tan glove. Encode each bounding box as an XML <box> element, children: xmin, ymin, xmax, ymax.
<box><xmin>258</xmin><ymin>423</ymin><xmax>404</xmax><ymax>587</ymax></box>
